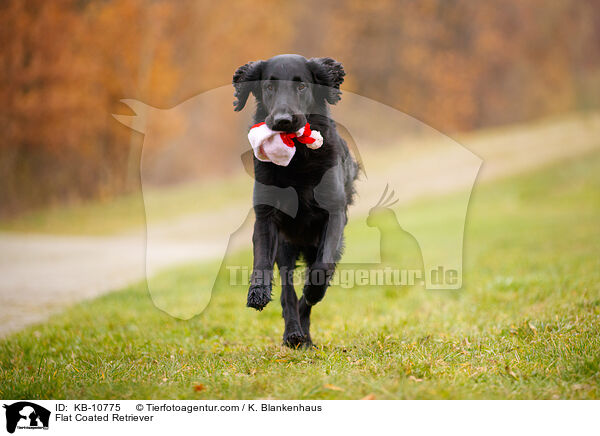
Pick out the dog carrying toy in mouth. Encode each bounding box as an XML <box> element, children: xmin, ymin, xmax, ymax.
<box><xmin>248</xmin><ymin>122</ymin><xmax>323</xmax><ymax>166</ymax></box>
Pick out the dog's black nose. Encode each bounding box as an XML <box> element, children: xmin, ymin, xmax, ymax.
<box><xmin>271</xmin><ymin>114</ymin><xmax>294</xmax><ymax>132</ymax></box>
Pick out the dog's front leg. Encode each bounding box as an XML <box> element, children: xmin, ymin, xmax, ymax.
<box><xmin>297</xmin><ymin>210</ymin><xmax>345</xmax><ymax>346</ymax></box>
<box><xmin>303</xmin><ymin>211</ymin><xmax>345</xmax><ymax>307</ymax></box>
<box><xmin>247</xmin><ymin>207</ymin><xmax>278</xmax><ymax>310</ymax></box>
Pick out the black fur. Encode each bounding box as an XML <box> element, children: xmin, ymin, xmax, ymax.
<box><xmin>233</xmin><ymin>54</ymin><xmax>358</xmax><ymax>348</ymax></box>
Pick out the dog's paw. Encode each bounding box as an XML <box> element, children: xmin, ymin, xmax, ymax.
<box><xmin>297</xmin><ymin>337</ymin><xmax>315</xmax><ymax>350</ymax></box>
<box><xmin>283</xmin><ymin>328</ymin><xmax>307</xmax><ymax>349</ymax></box>
<box><xmin>283</xmin><ymin>325</ymin><xmax>314</xmax><ymax>349</ymax></box>
<box><xmin>247</xmin><ymin>284</ymin><xmax>272</xmax><ymax>311</ymax></box>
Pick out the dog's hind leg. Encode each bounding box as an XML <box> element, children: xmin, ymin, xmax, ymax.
<box><xmin>276</xmin><ymin>241</ymin><xmax>308</xmax><ymax>348</ymax></box>
<box><xmin>298</xmin><ymin>295</ymin><xmax>313</xmax><ymax>347</ymax></box>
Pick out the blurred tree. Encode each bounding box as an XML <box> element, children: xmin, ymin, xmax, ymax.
<box><xmin>0</xmin><ymin>0</ymin><xmax>179</xmax><ymax>214</ymax></box>
<box><xmin>0</xmin><ymin>0</ymin><xmax>599</xmax><ymax>216</ymax></box>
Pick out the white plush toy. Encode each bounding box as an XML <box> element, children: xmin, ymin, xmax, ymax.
<box><xmin>248</xmin><ymin>122</ymin><xmax>323</xmax><ymax>166</ymax></box>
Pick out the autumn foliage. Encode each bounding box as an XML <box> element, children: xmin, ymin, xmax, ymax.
<box><xmin>1</xmin><ymin>0</ymin><xmax>599</xmax><ymax>216</ymax></box>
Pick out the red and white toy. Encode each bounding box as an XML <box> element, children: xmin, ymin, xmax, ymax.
<box><xmin>248</xmin><ymin>122</ymin><xmax>323</xmax><ymax>166</ymax></box>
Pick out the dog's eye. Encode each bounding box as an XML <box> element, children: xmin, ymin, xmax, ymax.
<box><xmin>266</xmin><ymin>83</ymin><xmax>274</xmax><ymax>91</ymax></box>
<box><xmin>298</xmin><ymin>83</ymin><xmax>306</xmax><ymax>91</ymax></box>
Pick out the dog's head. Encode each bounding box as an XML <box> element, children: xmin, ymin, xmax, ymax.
<box><xmin>233</xmin><ymin>54</ymin><xmax>345</xmax><ymax>132</ymax></box>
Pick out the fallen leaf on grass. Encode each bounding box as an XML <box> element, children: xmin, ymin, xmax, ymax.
<box><xmin>361</xmin><ymin>394</ymin><xmax>376</xmax><ymax>400</ymax></box>
<box><xmin>505</xmin><ymin>365</ymin><xmax>518</xmax><ymax>379</ymax></box>
<box><xmin>193</xmin><ymin>384</ymin><xmax>205</xmax><ymax>392</ymax></box>
<box><xmin>408</xmin><ymin>376</ymin><xmax>423</xmax><ymax>382</ymax></box>
<box><xmin>323</xmin><ymin>384</ymin><xmax>344</xmax><ymax>391</ymax></box>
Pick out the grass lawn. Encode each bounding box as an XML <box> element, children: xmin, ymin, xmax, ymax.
<box><xmin>1</xmin><ymin>150</ymin><xmax>599</xmax><ymax>399</ymax></box>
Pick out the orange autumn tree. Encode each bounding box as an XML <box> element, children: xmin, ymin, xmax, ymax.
<box><xmin>1</xmin><ymin>0</ymin><xmax>599</xmax><ymax>216</ymax></box>
<box><xmin>0</xmin><ymin>0</ymin><xmax>179</xmax><ymax>215</ymax></box>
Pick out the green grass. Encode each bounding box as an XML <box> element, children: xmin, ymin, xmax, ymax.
<box><xmin>1</xmin><ymin>151</ymin><xmax>599</xmax><ymax>399</ymax></box>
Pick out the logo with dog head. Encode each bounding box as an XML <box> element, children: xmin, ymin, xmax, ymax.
<box><xmin>3</xmin><ymin>402</ymin><xmax>50</xmax><ymax>434</ymax></box>
<box><xmin>113</xmin><ymin>82</ymin><xmax>481</xmax><ymax>319</ymax></box>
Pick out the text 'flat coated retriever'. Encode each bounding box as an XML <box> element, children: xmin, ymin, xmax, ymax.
<box><xmin>233</xmin><ymin>54</ymin><xmax>358</xmax><ymax>348</ymax></box>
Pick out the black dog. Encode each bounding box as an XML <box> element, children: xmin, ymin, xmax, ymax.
<box><xmin>233</xmin><ymin>54</ymin><xmax>358</xmax><ymax>348</ymax></box>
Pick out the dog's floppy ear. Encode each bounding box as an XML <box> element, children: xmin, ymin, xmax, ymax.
<box><xmin>232</xmin><ymin>61</ymin><xmax>264</xmax><ymax>111</ymax></box>
<box><xmin>308</xmin><ymin>57</ymin><xmax>345</xmax><ymax>104</ymax></box>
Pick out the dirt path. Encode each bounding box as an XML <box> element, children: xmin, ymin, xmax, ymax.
<box><xmin>1</xmin><ymin>113</ymin><xmax>598</xmax><ymax>336</ymax></box>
